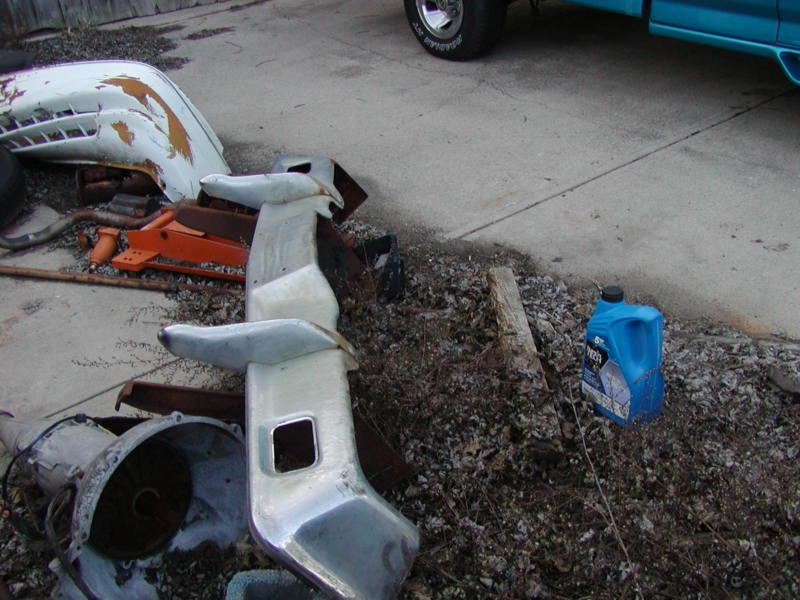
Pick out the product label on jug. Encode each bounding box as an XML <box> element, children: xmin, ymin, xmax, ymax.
<box><xmin>582</xmin><ymin>337</ymin><xmax>631</xmax><ymax>420</ymax></box>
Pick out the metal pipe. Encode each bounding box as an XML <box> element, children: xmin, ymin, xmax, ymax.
<box><xmin>0</xmin><ymin>209</ymin><xmax>166</xmax><ymax>251</ymax></box>
<box><xmin>0</xmin><ymin>264</ymin><xmax>242</xmax><ymax>296</ymax></box>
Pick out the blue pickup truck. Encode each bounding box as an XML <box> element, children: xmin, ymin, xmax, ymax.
<box><xmin>404</xmin><ymin>0</ymin><xmax>800</xmax><ymax>84</ymax></box>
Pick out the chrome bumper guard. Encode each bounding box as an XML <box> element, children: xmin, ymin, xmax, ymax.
<box><xmin>159</xmin><ymin>160</ymin><xmax>419</xmax><ymax>600</ymax></box>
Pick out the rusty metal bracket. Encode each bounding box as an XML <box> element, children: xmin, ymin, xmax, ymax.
<box><xmin>174</xmin><ymin>204</ymin><xmax>257</xmax><ymax>244</ymax></box>
<box><xmin>269</xmin><ymin>156</ymin><xmax>367</xmax><ymax>223</ymax></box>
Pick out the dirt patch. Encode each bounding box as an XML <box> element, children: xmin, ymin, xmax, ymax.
<box><xmin>24</xmin><ymin>26</ymin><xmax>188</xmax><ymax>72</ymax></box>
<box><xmin>184</xmin><ymin>27</ymin><xmax>236</xmax><ymax>41</ymax></box>
<box><xmin>157</xmin><ymin>541</ymin><xmax>273</xmax><ymax>600</ymax></box>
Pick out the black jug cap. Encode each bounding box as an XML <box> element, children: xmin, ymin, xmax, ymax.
<box><xmin>601</xmin><ymin>285</ymin><xmax>624</xmax><ymax>303</ymax></box>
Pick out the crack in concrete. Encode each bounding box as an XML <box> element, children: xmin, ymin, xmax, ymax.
<box><xmin>451</xmin><ymin>87</ymin><xmax>795</xmax><ymax>240</ymax></box>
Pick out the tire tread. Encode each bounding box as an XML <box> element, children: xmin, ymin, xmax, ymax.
<box><xmin>0</xmin><ymin>147</ymin><xmax>26</xmax><ymax>231</ymax></box>
<box><xmin>404</xmin><ymin>0</ymin><xmax>507</xmax><ymax>61</ymax></box>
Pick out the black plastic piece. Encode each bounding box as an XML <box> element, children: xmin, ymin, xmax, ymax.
<box><xmin>601</xmin><ymin>285</ymin><xmax>624</xmax><ymax>303</ymax></box>
<box><xmin>353</xmin><ymin>234</ymin><xmax>406</xmax><ymax>301</ymax></box>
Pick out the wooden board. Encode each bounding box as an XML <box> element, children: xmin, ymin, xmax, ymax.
<box><xmin>488</xmin><ymin>267</ymin><xmax>562</xmax><ymax>446</ymax></box>
<box><xmin>487</xmin><ymin>266</ymin><xmax>548</xmax><ymax>386</ymax></box>
<box><xmin>1</xmin><ymin>0</ymin><xmax>225</xmax><ymax>36</ymax></box>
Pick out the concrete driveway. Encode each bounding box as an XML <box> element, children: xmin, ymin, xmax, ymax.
<box><xmin>140</xmin><ymin>0</ymin><xmax>798</xmax><ymax>336</ymax></box>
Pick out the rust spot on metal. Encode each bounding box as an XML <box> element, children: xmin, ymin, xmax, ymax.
<box><xmin>101</xmin><ymin>159</ymin><xmax>166</xmax><ymax>192</ymax></box>
<box><xmin>142</xmin><ymin>159</ymin><xmax>165</xmax><ymax>180</ymax></box>
<box><xmin>101</xmin><ymin>76</ymin><xmax>194</xmax><ymax>163</ymax></box>
<box><xmin>111</xmin><ymin>121</ymin><xmax>135</xmax><ymax>145</ymax></box>
<box><xmin>0</xmin><ymin>76</ymin><xmax>25</xmax><ymax>104</ymax></box>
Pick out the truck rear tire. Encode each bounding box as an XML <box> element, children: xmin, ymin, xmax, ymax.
<box><xmin>404</xmin><ymin>0</ymin><xmax>507</xmax><ymax>61</ymax></box>
<box><xmin>0</xmin><ymin>146</ymin><xmax>26</xmax><ymax>231</ymax></box>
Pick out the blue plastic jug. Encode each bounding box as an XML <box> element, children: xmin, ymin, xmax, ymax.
<box><xmin>581</xmin><ymin>285</ymin><xmax>664</xmax><ymax>425</ymax></box>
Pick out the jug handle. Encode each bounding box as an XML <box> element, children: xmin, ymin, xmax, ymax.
<box><xmin>646</xmin><ymin>315</ymin><xmax>664</xmax><ymax>368</ymax></box>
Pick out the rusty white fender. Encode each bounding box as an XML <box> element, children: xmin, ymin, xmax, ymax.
<box><xmin>0</xmin><ymin>61</ymin><xmax>229</xmax><ymax>202</ymax></box>
<box><xmin>159</xmin><ymin>166</ymin><xmax>420</xmax><ymax>600</ymax></box>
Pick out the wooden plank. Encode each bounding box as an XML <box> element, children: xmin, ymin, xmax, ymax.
<box><xmin>1</xmin><ymin>0</ymin><xmax>227</xmax><ymax>35</ymax></box>
<box><xmin>488</xmin><ymin>267</ymin><xmax>561</xmax><ymax>446</ymax></box>
<box><xmin>126</xmin><ymin>0</ymin><xmax>158</xmax><ymax>17</ymax></box>
<box><xmin>3</xmin><ymin>0</ymin><xmax>65</xmax><ymax>34</ymax></box>
<box><xmin>58</xmin><ymin>0</ymin><xmax>133</xmax><ymax>28</ymax></box>
<box><xmin>0</xmin><ymin>1</ymin><xmax>17</xmax><ymax>39</ymax></box>
<box><xmin>488</xmin><ymin>266</ymin><xmax>549</xmax><ymax>387</ymax></box>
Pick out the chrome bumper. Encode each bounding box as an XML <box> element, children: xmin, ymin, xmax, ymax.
<box><xmin>159</xmin><ymin>162</ymin><xmax>419</xmax><ymax>600</ymax></box>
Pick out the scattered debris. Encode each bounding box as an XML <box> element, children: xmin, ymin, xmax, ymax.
<box><xmin>340</xmin><ymin>242</ymin><xmax>800</xmax><ymax>599</ymax></box>
<box><xmin>3</xmin><ymin>225</ymin><xmax>800</xmax><ymax>598</ymax></box>
<box><xmin>1</xmin><ymin>21</ymin><xmax>798</xmax><ymax>600</ymax></box>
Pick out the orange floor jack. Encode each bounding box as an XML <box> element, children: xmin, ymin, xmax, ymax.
<box><xmin>112</xmin><ymin>208</ymin><xmax>250</xmax><ymax>283</ymax></box>
<box><xmin>111</xmin><ymin>157</ymin><xmax>373</xmax><ymax>285</ymax></box>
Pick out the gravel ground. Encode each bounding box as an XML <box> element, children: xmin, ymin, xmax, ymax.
<box><xmin>24</xmin><ymin>25</ymin><xmax>188</xmax><ymax>71</ymax></box>
<box><xmin>2</xmin><ymin>24</ymin><xmax>799</xmax><ymax>600</ymax></box>
<box><xmin>340</xmin><ymin>237</ymin><xmax>800</xmax><ymax>600</ymax></box>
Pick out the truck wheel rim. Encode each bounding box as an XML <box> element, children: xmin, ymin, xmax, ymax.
<box><xmin>416</xmin><ymin>0</ymin><xmax>463</xmax><ymax>40</ymax></box>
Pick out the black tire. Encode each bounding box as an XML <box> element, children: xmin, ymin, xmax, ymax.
<box><xmin>404</xmin><ymin>0</ymin><xmax>507</xmax><ymax>61</ymax></box>
<box><xmin>0</xmin><ymin>146</ymin><xmax>26</xmax><ymax>231</ymax></box>
<box><xmin>0</xmin><ymin>49</ymin><xmax>33</xmax><ymax>75</ymax></box>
